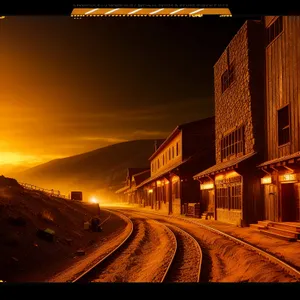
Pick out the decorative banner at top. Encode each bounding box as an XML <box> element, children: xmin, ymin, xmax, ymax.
<box><xmin>71</xmin><ymin>7</ymin><xmax>232</xmax><ymax>18</ymax></box>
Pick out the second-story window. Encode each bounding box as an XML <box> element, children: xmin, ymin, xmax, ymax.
<box><xmin>162</xmin><ymin>154</ymin><xmax>165</xmax><ymax>165</ymax></box>
<box><xmin>221</xmin><ymin>125</ymin><xmax>245</xmax><ymax>161</ymax></box>
<box><xmin>221</xmin><ymin>63</ymin><xmax>234</xmax><ymax>93</ymax></box>
<box><xmin>172</xmin><ymin>146</ymin><xmax>174</xmax><ymax>159</ymax></box>
<box><xmin>176</xmin><ymin>142</ymin><xmax>179</xmax><ymax>156</ymax></box>
<box><xmin>266</xmin><ymin>16</ymin><xmax>283</xmax><ymax>46</ymax></box>
<box><xmin>278</xmin><ymin>105</ymin><xmax>290</xmax><ymax>146</ymax></box>
<box><xmin>157</xmin><ymin>159</ymin><xmax>160</xmax><ymax>169</ymax></box>
<box><xmin>169</xmin><ymin>148</ymin><xmax>171</xmax><ymax>161</ymax></box>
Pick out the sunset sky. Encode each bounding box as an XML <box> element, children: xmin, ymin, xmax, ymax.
<box><xmin>0</xmin><ymin>16</ymin><xmax>248</xmax><ymax>167</ymax></box>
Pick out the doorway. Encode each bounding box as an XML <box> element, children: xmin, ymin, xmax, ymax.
<box><xmin>281</xmin><ymin>183</ymin><xmax>297</xmax><ymax>222</ymax></box>
<box><xmin>264</xmin><ymin>184</ymin><xmax>278</xmax><ymax>221</ymax></box>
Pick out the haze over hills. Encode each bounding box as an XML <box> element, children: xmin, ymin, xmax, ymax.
<box><xmin>13</xmin><ymin>139</ymin><xmax>164</xmax><ymax>196</ymax></box>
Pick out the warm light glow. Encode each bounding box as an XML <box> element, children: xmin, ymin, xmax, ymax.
<box><xmin>170</xmin><ymin>8</ymin><xmax>184</xmax><ymax>15</ymax></box>
<box><xmin>189</xmin><ymin>8</ymin><xmax>204</xmax><ymax>15</ymax></box>
<box><xmin>128</xmin><ymin>8</ymin><xmax>142</xmax><ymax>15</ymax></box>
<box><xmin>226</xmin><ymin>171</ymin><xmax>239</xmax><ymax>178</ymax></box>
<box><xmin>148</xmin><ymin>189</ymin><xmax>153</xmax><ymax>194</ymax></box>
<box><xmin>156</xmin><ymin>180</ymin><xmax>161</xmax><ymax>186</ymax></box>
<box><xmin>200</xmin><ymin>183</ymin><xmax>214</xmax><ymax>190</ymax></box>
<box><xmin>215</xmin><ymin>174</ymin><xmax>224</xmax><ymax>181</ymax></box>
<box><xmin>0</xmin><ymin>152</ymin><xmax>42</xmax><ymax>165</ymax></box>
<box><xmin>172</xmin><ymin>176</ymin><xmax>179</xmax><ymax>183</ymax></box>
<box><xmin>105</xmin><ymin>8</ymin><xmax>119</xmax><ymax>15</ymax></box>
<box><xmin>85</xmin><ymin>9</ymin><xmax>99</xmax><ymax>15</ymax></box>
<box><xmin>150</xmin><ymin>8</ymin><xmax>164</xmax><ymax>15</ymax></box>
<box><xmin>279</xmin><ymin>173</ymin><xmax>298</xmax><ymax>183</ymax></box>
<box><xmin>261</xmin><ymin>176</ymin><xmax>272</xmax><ymax>184</ymax></box>
<box><xmin>90</xmin><ymin>196</ymin><xmax>99</xmax><ymax>203</ymax></box>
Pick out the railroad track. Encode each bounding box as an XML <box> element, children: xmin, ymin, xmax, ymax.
<box><xmin>113</xmin><ymin>210</ymin><xmax>202</xmax><ymax>283</ymax></box>
<box><xmin>72</xmin><ymin>209</ymin><xmax>133</xmax><ymax>283</ymax></box>
<box><xmin>163</xmin><ymin>224</ymin><xmax>202</xmax><ymax>282</ymax></box>
<box><xmin>72</xmin><ymin>210</ymin><xmax>177</xmax><ymax>283</ymax></box>
<box><xmin>120</xmin><ymin>208</ymin><xmax>300</xmax><ymax>281</ymax></box>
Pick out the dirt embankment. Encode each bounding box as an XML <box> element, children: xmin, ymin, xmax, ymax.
<box><xmin>0</xmin><ymin>176</ymin><xmax>125</xmax><ymax>282</ymax></box>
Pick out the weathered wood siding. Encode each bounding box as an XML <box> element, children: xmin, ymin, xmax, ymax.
<box><xmin>265</xmin><ymin>16</ymin><xmax>300</xmax><ymax>160</ymax></box>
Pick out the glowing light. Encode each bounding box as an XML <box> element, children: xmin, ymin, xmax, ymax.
<box><xmin>189</xmin><ymin>8</ymin><xmax>204</xmax><ymax>15</ymax></box>
<box><xmin>105</xmin><ymin>8</ymin><xmax>119</xmax><ymax>15</ymax></box>
<box><xmin>128</xmin><ymin>8</ymin><xmax>142</xmax><ymax>15</ymax></box>
<box><xmin>148</xmin><ymin>189</ymin><xmax>153</xmax><ymax>194</ymax></box>
<box><xmin>150</xmin><ymin>8</ymin><xmax>164</xmax><ymax>15</ymax></box>
<box><xmin>170</xmin><ymin>8</ymin><xmax>184</xmax><ymax>15</ymax></box>
<box><xmin>261</xmin><ymin>176</ymin><xmax>272</xmax><ymax>184</ymax></box>
<box><xmin>200</xmin><ymin>183</ymin><xmax>214</xmax><ymax>190</ymax></box>
<box><xmin>156</xmin><ymin>180</ymin><xmax>161</xmax><ymax>186</ymax></box>
<box><xmin>279</xmin><ymin>173</ymin><xmax>298</xmax><ymax>183</ymax></box>
<box><xmin>90</xmin><ymin>196</ymin><xmax>98</xmax><ymax>203</ymax></box>
<box><xmin>85</xmin><ymin>9</ymin><xmax>99</xmax><ymax>15</ymax></box>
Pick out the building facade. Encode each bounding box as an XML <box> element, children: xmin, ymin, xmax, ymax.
<box><xmin>194</xmin><ymin>20</ymin><xmax>265</xmax><ymax>226</ymax></box>
<box><xmin>258</xmin><ymin>16</ymin><xmax>300</xmax><ymax>223</ymax></box>
<box><xmin>135</xmin><ymin>117</ymin><xmax>215</xmax><ymax>216</ymax></box>
<box><xmin>115</xmin><ymin>167</ymin><xmax>148</xmax><ymax>203</ymax></box>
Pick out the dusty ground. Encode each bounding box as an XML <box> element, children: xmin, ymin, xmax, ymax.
<box><xmin>114</xmin><ymin>204</ymin><xmax>300</xmax><ymax>270</ymax></box>
<box><xmin>112</xmin><ymin>206</ymin><xmax>299</xmax><ymax>282</ymax></box>
<box><xmin>92</xmin><ymin>216</ymin><xmax>176</xmax><ymax>282</ymax></box>
<box><xmin>0</xmin><ymin>176</ymin><xmax>127</xmax><ymax>282</ymax></box>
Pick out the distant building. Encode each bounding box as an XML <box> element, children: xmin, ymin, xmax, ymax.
<box><xmin>115</xmin><ymin>167</ymin><xmax>148</xmax><ymax>203</ymax></box>
<box><xmin>258</xmin><ymin>16</ymin><xmax>300</xmax><ymax>223</ymax></box>
<box><xmin>194</xmin><ymin>20</ymin><xmax>265</xmax><ymax>226</ymax></box>
<box><xmin>136</xmin><ymin>117</ymin><xmax>215</xmax><ymax>215</ymax></box>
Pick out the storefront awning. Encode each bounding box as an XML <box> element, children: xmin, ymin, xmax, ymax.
<box><xmin>136</xmin><ymin>157</ymin><xmax>191</xmax><ymax>189</ymax></box>
<box><xmin>193</xmin><ymin>152</ymin><xmax>257</xmax><ymax>179</ymax></box>
<box><xmin>258</xmin><ymin>151</ymin><xmax>300</xmax><ymax>168</ymax></box>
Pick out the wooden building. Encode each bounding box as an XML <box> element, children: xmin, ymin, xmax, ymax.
<box><xmin>135</xmin><ymin>117</ymin><xmax>215</xmax><ymax>216</ymax></box>
<box><xmin>258</xmin><ymin>16</ymin><xmax>300</xmax><ymax>223</ymax></box>
<box><xmin>127</xmin><ymin>169</ymin><xmax>151</xmax><ymax>206</ymax></box>
<box><xmin>115</xmin><ymin>167</ymin><xmax>148</xmax><ymax>203</ymax></box>
<box><xmin>193</xmin><ymin>20</ymin><xmax>265</xmax><ymax>226</ymax></box>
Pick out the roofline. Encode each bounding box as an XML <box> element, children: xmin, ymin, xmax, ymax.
<box><xmin>132</xmin><ymin>169</ymin><xmax>150</xmax><ymax>178</ymax></box>
<box><xmin>148</xmin><ymin>126</ymin><xmax>180</xmax><ymax>161</ymax></box>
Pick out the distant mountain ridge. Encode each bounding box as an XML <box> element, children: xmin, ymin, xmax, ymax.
<box><xmin>14</xmin><ymin>139</ymin><xmax>164</xmax><ymax>194</ymax></box>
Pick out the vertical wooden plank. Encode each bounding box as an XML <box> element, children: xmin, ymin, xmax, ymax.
<box><xmin>294</xmin><ymin>17</ymin><xmax>300</xmax><ymax>152</ymax></box>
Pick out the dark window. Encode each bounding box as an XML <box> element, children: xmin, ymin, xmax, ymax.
<box><xmin>221</xmin><ymin>63</ymin><xmax>235</xmax><ymax>93</ymax></box>
<box><xmin>169</xmin><ymin>148</ymin><xmax>171</xmax><ymax>160</ymax></box>
<box><xmin>216</xmin><ymin>187</ymin><xmax>228</xmax><ymax>209</ymax></box>
<box><xmin>157</xmin><ymin>159</ymin><xmax>160</xmax><ymax>169</ymax></box>
<box><xmin>173</xmin><ymin>181</ymin><xmax>180</xmax><ymax>198</ymax></box>
<box><xmin>266</xmin><ymin>16</ymin><xmax>283</xmax><ymax>46</ymax></box>
<box><xmin>221</xmin><ymin>126</ymin><xmax>245</xmax><ymax>161</ymax></box>
<box><xmin>176</xmin><ymin>142</ymin><xmax>179</xmax><ymax>156</ymax></box>
<box><xmin>278</xmin><ymin>105</ymin><xmax>290</xmax><ymax>146</ymax></box>
<box><xmin>172</xmin><ymin>146</ymin><xmax>174</xmax><ymax>159</ymax></box>
<box><xmin>229</xmin><ymin>185</ymin><xmax>242</xmax><ymax>210</ymax></box>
